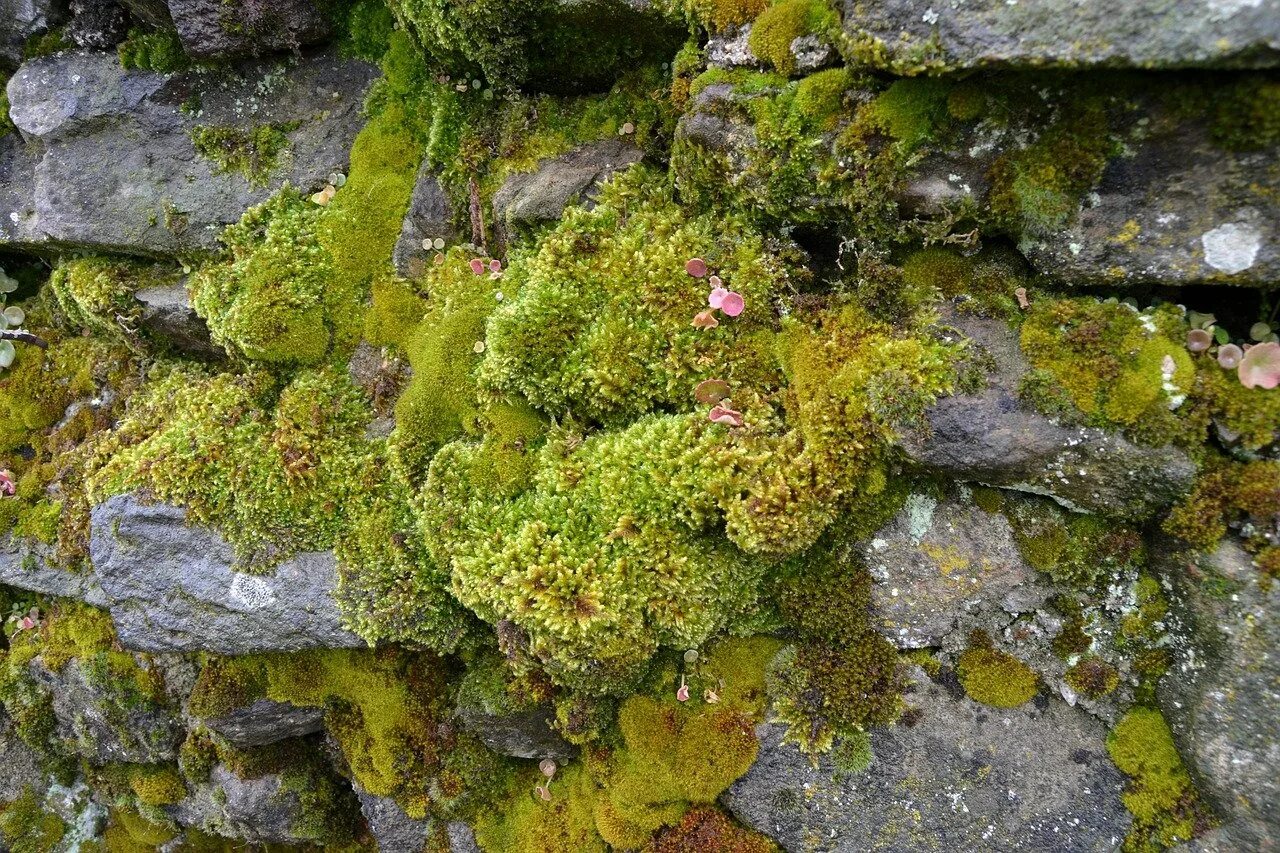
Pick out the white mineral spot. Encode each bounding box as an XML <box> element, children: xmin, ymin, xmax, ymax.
<box><xmin>230</xmin><ymin>573</ymin><xmax>276</xmax><ymax>610</ymax></box>
<box><xmin>922</xmin><ymin>8</ymin><xmax>940</xmax><ymax>23</ymax></box>
<box><xmin>1201</xmin><ymin>221</ymin><xmax>1262</xmax><ymax>274</ymax></box>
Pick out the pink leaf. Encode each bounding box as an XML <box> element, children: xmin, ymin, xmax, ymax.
<box><xmin>1186</xmin><ymin>329</ymin><xmax>1212</xmax><ymax>353</ymax></box>
<box><xmin>489</xmin><ymin>259</ymin><xmax>503</xmax><ymax>273</ymax></box>
<box><xmin>1238</xmin><ymin>341</ymin><xmax>1280</xmax><ymax>390</ymax></box>
<box><xmin>708</xmin><ymin>405</ymin><xmax>743</xmax><ymax>427</ymax></box>
<box><xmin>720</xmin><ymin>291</ymin><xmax>744</xmax><ymax>318</ymax></box>
<box><xmin>708</xmin><ymin>287</ymin><xmax>728</xmax><ymax>309</ymax></box>
<box><xmin>685</xmin><ymin>258</ymin><xmax>708</xmax><ymax>278</ymax></box>
<box><xmin>694</xmin><ymin>379</ymin><xmax>731</xmax><ymax>405</ymax></box>
<box><xmin>691</xmin><ymin>310</ymin><xmax>719</xmax><ymax>330</ymax></box>
<box><xmin>469</xmin><ymin>258</ymin><xmax>486</xmax><ymax>275</ymax></box>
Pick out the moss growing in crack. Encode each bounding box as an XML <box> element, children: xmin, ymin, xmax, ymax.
<box><xmin>189</xmin><ymin>123</ymin><xmax>296</xmax><ymax>187</ymax></box>
<box><xmin>956</xmin><ymin>633</ymin><xmax>1038</xmax><ymax>708</ymax></box>
<box><xmin>1108</xmin><ymin>707</ymin><xmax>1212</xmax><ymax>850</ymax></box>
<box><xmin>117</xmin><ymin>28</ymin><xmax>190</xmax><ymax>73</ymax></box>
<box><xmin>748</xmin><ymin>0</ymin><xmax>836</xmax><ymax>76</ymax></box>
<box><xmin>1210</xmin><ymin>76</ymin><xmax>1280</xmax><ymax>151</ymax></box>
<box><xmin>104</xmin><ymin>806</ymin><xmax>179</xmax><ymax>848</ymax></box>
<box><xmin>0</xmin><ymin>787</ymin><xmax>65</xmax><ymax>852</ymax></box>
<box><xmin>1164</xmin><ymin>460</ymin><xmax>1280</xmax><ymax>553</ymax></box>
<box><xmin>1004</xmin><ymin>495</ymin><xmax>1145</xmax><ymax>590</ymax></box>
<box><xmin>48</xmin><ymin>257</ymin><xmax>186</xmax><ymax>348</ymax></box>
<box><xmin>1065</xmin><ymin>657</ymin><xmax>1120</xmax><ymax>701</ymax></box>
<box><xmin>691</xmin><ymin>0</ymin><xmax>769</xmax><ymax>31</ymax></box>
<box><xmin>648</xmin><ymin>806</ymin><xmax>779</xmax><ymax>853</ymax></box>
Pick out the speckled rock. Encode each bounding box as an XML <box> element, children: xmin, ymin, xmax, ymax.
<box><xmin>88</xmin><ymin>492</ymin><xmax>365</xmax><ymax>654</ymax></box>
<box><xmin>393</xmin><ymin>161</ymin><xmax>458</xmax><ymax>279</ymax></box>
<box><xmin>134</xmin><ymin>280</ymin><xmax>221</xmax><ymax>357</ymax></box>
<box><xmin>0</xmin><ymin>535</ymin><xmax>108</xmax><ymax>605</ymax></box>
<box><xmin>200</xmin><ymin>698</ymin><xmax>325</xmax><ymax>748</ymax></box>
<box><xmin>65</xmin><ymin>0</ymin><xmax>127</xmax><ymax>50</ymax></box>
<box><xmin>356</xmin><ymin>786</ymin><xmax>433</xmax><ymax>852</ymax></box>
<box><xmin>0</xmin><ymin>709</ymin><xmax>44</xmax><ymax>804</ymax></box>
<box><xmin>492</xmin><ymin>138</ymin><xmax>643</xmax><ymax>238</ymax></box>
<box><xmin>2</xmin><ymin>48</ymin><xmax>375</xmax><ymax>255</ymax></box>
<box><xmin>1159</xmin><ymin>538</ymin><xmax>1280</xmax><ymax>848</ymax></box>
<box><xmin>706</xmin><ymin>25</ymin><xmax>760</xmax><ymax>70</ymax></box>
<box><xmin>448</xmin><ymin>821</ymin><xmax>481</xmax><ymax>853</ymax></box>
<box><xmin>723</xmin><ymin>667</ymin><xmax>1132</xmax><ymax>852</ymax></box>
<box><xmin>902</xmin><ymin>309</ymin><xmax>1196</xmax><ymax>520</ymax></box>
<box><xmin>455</xmin><ymin>698</ymin><xmax>576</xmax><ymax>763</ymax></box>
<box><xmin>164</xmin><ymin>0</ymin><xmax>332</xmax><ymax>59</ymax></box>
<box><xmin>859</xmin><ymin>493</ymin><xmax>1050</xmax><ymax>649</ymax></box>
<box><xmin>0</xmin><ymin>0</ymin><xmax>65</xmax><ymax>69</ymax></box>
<box><xmin>841</xmin><ymin>0</ymin><xmax>1280</xmax><ymax>72</ymax></box>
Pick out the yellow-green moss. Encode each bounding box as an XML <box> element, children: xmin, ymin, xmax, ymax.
<box><xmin>1107</xmin><ymin>707</ymin><xmax>1211</xmax><ymax>850</ymax></box>
<box><xmin>0</xmin><ymin>787</ymin><xmax>65</xmax><ymax>853</ymax></box>
<box><xmin>1064</xmin><ymin>657</ymin><xmax>1120</xmax><ymax>701</ymax></box>
<box><xmin>748</xmin><ymin>0</ymin><xmax>835</xmax><ymax>76</ymax></box>
<box><xmin>104</xmin><ymin>806</ymin><xmax>180</xmax><ymax>850</ymax></box>
<box><xmin>1164</xmin><ymin>460</ymin><xmax>1280</xmax><ymax>553</ymax></box>
<box><xmin>117</xmin><ymin>28</ymin><xmax>189</xmax><ymax>73</ymax></box>
<box><xmin>692</xmin><ymin>0</ymin><xmax>769</xmax><ymax>31</ymax></box>
<box><xmin>189</xmin><ymin>123</ymin><xmax>296</xmax><ymax>187</ymax></box>
<box><xmin>127</xmin><ymin>764</ymin><xmax>187</xmax><ymax>806</ymax></box>
<box><xmin>1004</xmin><ymin>495</ymin><xmax>1145</xmax><ymax>589</ymax></box>
<box><xmin>956</xmin><ymin>638</ymin><xmax>1038</xmax><ymax>708</ymax></box>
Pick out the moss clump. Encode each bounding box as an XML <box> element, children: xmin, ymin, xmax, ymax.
<box><xmin>0</xmin><ymin>787</ymin><xmax>65</xmax><ymax>852</ymax></box>
<box><xmin>1065</xmin><ymin>657</ymin><xmax>1120</xmax><ymax>701</ymax></box>
<box><xmin>48</xmin><ymin>257</ymin><xmax>186</xmax><ymax>348</ymax></box>
<box><xmin>692</xmin><ymin>0</ymin><xmax>770</xmax><ymax>31</ymax></box>
<box><xmin>189</xmin><ymin>123</ymin><xmax>296</xmax><ymax>187</ymax></box>
<box><xmin>900</xmin><ymin>246</ymin><xmax>1026</xmax><ymax>319</ymax></box>
<box><xmin>956</xmin><ymin>635</ymin><xmax>1038</xmax><ymax>708</ymax></box>
<box><xmin>104</xmin><ymin>807</ymin><xmax>179</xmax><ymax>848</ymax></box>
<box><xmin>1210</xmin><ymin>76</ymin><xmax>1280</xmax><ymax>151</ymax></box>
<box><xmin>748</xmin><ymin>0</ymin><xmax>835</xmax><ymax>76</ymax></box>
<box><xmin>0</xmin><ymin>331</ymin><xmax>114</xmax><ymax>454</ymax></box>
<box><xmin>475</xmin><ymin>762</ymin><xmax>605</xmax><ymax>853</ymax></box>
<box><xmin>117</xmin><ymin>28</ymin><xmax>190</xmax><ymax>73</ymax></box>
<box><xmin>126</xmin><ymin>764</ymin><xmax>187</xmax><ymax>806</ymax></box>
<box><xmin>647</xmin><ymin>806</ymin><xmax>778</xmax><ymax>852</ymax></box>
<box><xmin>1164</xmin><ymin>460</ymin><xmax>1280</xmax><ymax>553</ymax></box>
<box><xmin>1108</xmin><ymin>707</ymin><xmax>1212</xmax><ymax>850</ymax></box>
<box><xmin>1004</xmin><ymin>495</ymin><xmax>1145</xmax><ymax>589</ymax></box>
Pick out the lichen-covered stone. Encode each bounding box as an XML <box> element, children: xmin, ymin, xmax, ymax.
<box><xmin>723</xmin><ymin>667</ymin><xmax>1132</xmax><ymax>851</ymax></box>
<box><xmin>0</xmin><ymin>0</ymin><xmax>65</xmax><ymax>69</ymax></box>
<box><xmin>200</xmin><ymin>698</ymin><xmax>325</xmax><ymax>748</ymax></box>
<box><xmin>393</xmin><ymin>161</ymin><xmax>458</xmax><ymax>278</ymax></box>
<box><xmin>88</xmin><ymin>493</ymin><xmax>365</xmax><ymax>654</ymax></box>
<box><xmin>163</xmin><ymin>0</ymin><xmax>333</xmax><ymax>60</ymax></box>
<box><xmin>356</xmin><ymin>785</ymin><xmax>433</xmax><ymax>852</ymax></box>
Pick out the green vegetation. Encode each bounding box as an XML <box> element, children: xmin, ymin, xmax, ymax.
<box><xmin>956</xmin><ymin>633</ymin><xmax>1039</xmax><ymax>708</ymax></box>
<box><xmin>117</xmin><ymin>29</ymin><xmax>191</xmax><ymax>73</ymax></box>
<box><xmin>1108</xmin><ymin>708</ymin><xmax>1212</xmax><ymax>850</ymax></box>
<box><xmin>189</xmin><ymin>123</ymin><xmax>296</xmax><ymax>186</ymax></box>
<box><xmin>748</xmin><ymin>0</ymin><xmax>836</xmax><ymax>76</ymax></box>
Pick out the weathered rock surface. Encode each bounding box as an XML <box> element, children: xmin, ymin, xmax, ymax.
<box><xmin>89</xmin><ymin>492</ymin><xmax>365</xmax><ymax>654</ymax></box>
<box><xmin>456</xmin><ymin>699</ymin><xmax>575</xmax><ymax>763</ymax></box>
<box><xmin>2</xmin><ymin>49</ymin><xmax>375</xmax><ymax>255</ymax></box>
<box><xmin>448</xmin><ymin>821</ymin><xmax>481</xmax><ymax>853</ymax></box>
<box><xmin>164</xmin><ymin>0</ymin><xmax>333</xmax><ymax>59</ymax></box>
<box><xmin>842</xmin><ymin>0</ymin><xmax>1280</xmax><ymax>72</ymax></box>
<box><xmin>393</xmin><ymin>161</ymin><xmax>457</xmax><ymax>279</ymax></box>
<box><xmin>1159</xmin><ymin>538</ymin><xmax>1280</xmax><ymax>849</ymax></box>
<box><xmin>30</xmin><ymin>655</ymin><xmax>182</xmax><ymax>763</ymax></box>
<box><xmin>903</xmin><ymin>309</ymin><xmax>1196</xmax><ymax>520</ymax></box>
<box><xmin>492</xmin><ymin>139</ymin><xmax>643</xmax><ymax>238</ymax></box>
<box><xmin>723</xmin><ymin>667</ymin><xmax>1132</xmax><ymax>852</ymax></box>
<box><xmin>860</xmin><ymin>493</ymin><xmax>1049</xmax><ymax>649</ymax></box>
<box><xmin>134</xmin><ymin>280</ymin><xmax>220</xmax><ymax>356</ymax></box>
<box><xmin>201</xmin><ymin>698</ymin><xmax>325</xmax><ymax>748</ymax></box>
<box><xmin>0</xmin><ymin>709</ymin><xmax>44</xmax><ymax>804</ymax></box>
<box><xmin>357</xmin><ymin>786</ymin><xmax>432</xmax><ymax>852</ymax></box>
<box><xmin>0</xmin><ymin>535</ymin><xmax>108</xmax><ymax>605</ymax></box>
<box><xmin>65</xmin><ymin>0</ymin><xmax>127</xmax><ymax>51</ymax></box>
<box><xmin>0</xmin><ymin>0</ymin><xmax>65</xmax><ymax>69</ymax></box>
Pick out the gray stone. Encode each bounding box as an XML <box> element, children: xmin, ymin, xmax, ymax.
<box><xmin>45</xmin><ymin>777</ymin><xmax>107</xmax><ymax>847</ymax></box>
<box><xmin>3</xmin><ymin>48</ymin><xmax>375</xmax><ymax>256</ymax></box>
<box><xmin>455</xmin><ymin>700</ymin><xmax>575</xmax><ymax>763</ymax></box>
<box><xmin>201</xmin><ymin>698</ymin><xmax>325</xmax><ymax>748</ymax></box>
<box><xmin>448</xmin><ymin>821</ymin><xmax>481</xmax><ymax>853</ymax></box>
<box><xmin>30</xmin><ymin>654</ymin><xmax>182</xmax><ymax>764</ymax></box>
<box><xmin>902</xmin><ymin>309</ymin><xmax>1197</xmax><ymax>520</ymax></box>
<box><xmin>164</xmin><ymin>0</ymin><xmax>332</xmax><ymax>59</ymax></box>
<box><xmin>0</xmin><ymin>0</ymin><xmax>66</xmax><ymax>69</ymax></box>
<box><xmin>117</xmin><ymin>0</ymin><xmax>172</xmax><ymax>30</ymax></box>
<box><xmin>1159</xmin><ymin>538</ymin><xmax>1280</xmax><ymax>848</ymax></box>
<box><xmin>789</xmin><ymin>33</ymin><xmax>835</xmax><ymax>74</ymax></box>
<box><xmin>706</xmin><ymin>25</ymin><xmax>761</xmax><ymax>70</ymax></box>
<box><xmin>357</xmin><ymin>785</ymin><xmax>432</xmax><ymax>852</ymax></box>
<box><xmin>723</xmin><ymin>667</ymin><xmax>1131</xmax><ymax>852</ymax></box>
<box><xmin>0</xmin><ymin>709</ymin><xmax>44</xmax><ymax>804</ymax></box>
<box><xmin>169</xmin><ymin>762</ymin><xmax>345</xmax><ymax>844</ymax></box>
<box><xmin>842</xmin><ymin>0</ymin><xmax>1280</xmax><ymax>72</ymax></box>
<box><xmin>492</xmin><ymin>139</ymin><xmax>643</xmax><ymax>238</ymax></box>
<box><xmin>859</xmin><ymin>493</ymin><xmax>1050</xmax><ymax>649</ymax></box>
<box><xmin>134</xmin><ymin>280</ymin><xmax>220</xmax><ymax>356</ymax></box>
<box><xmin>0</xmin><ymin>535</ymin><xmax>108</xmax><ymax>605</ymax></box>
<box><xmin>66</xmin><ymin>0</ymin><xmax>127</xmax><ymax>51</ymax></box>
<box><xmin>0</xmin><ymin>134</ymin><xmax>41</xmax><ymax>249</ymax></box>
<box><xmin>393</xmin><ymin>161</ymin><xmax>457</xmax><ymax>279</ymax></box>
<box><xmin>88</xmin><ymin>492</ymin><xmax>366</xmax><ymax>654</ymax></box>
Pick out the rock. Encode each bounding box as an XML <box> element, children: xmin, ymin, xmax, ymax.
<box><xmin>164</xmin><ymin>0</ymin><xmax>333</xmax><ymax>60</ymax></box>
<box><xmin>45</xmin><ymin>777</ymin><xmax>108</xmax><ymax>847</ymax></box>
<box><xmin>455</xmin><ymin>700</ymin><xmax>575</xmax><ymax>763</ymax></box>
<box><xmin>859</xmin><ymin>493</ymin><xmax>1050</xmax><ymax>649</ymax></box>
<box><xmin>0</xmin><ymin>709</ymin><xmax>44</xmax><ymax>804</ymax></box>
<box><xmin>356</xmin><ymin>786</ymin><xmax>432</xmax><ymax>852</ymax></box>
<box><xmin>201</xmin><ymin>698</ymin><xmax>325</xmax><ymax>748</ymax></box>
<box><xmin>902</xmin><ymin>309</ymin><xmax>1196</xmax><ymax>520</ymax></box>
<box><xmin>88</xmin><ymin>492</ymin><xmax>366</xmax><ymax>654</ymax></box>
<box><xmin>30</xmin><ymin>654</ymin><xmax>182</xmax><ymax>763</ymax></box>
<box><xmin>117</xmin><ymin>0</ymin><xmax>171</xmax><ymax>30</ymax></box>
<box><xmin>841</xmin><ymin>0</ymin><xmax>1280</xmax><ymax>73</ymax></box>
<box><xmin>1159</xmin><ymin>538</ymin><xmax>1280</xmax><ymax>848</ymax></box>
<box><xmin>706</xmin><ymin>25</ymin><xmax>760</xmax><ymax>70</ymax></box>
<box><xmin>492</xmin><ymin>139</ymin><xmax>643</xmax><ymax>239</ymax></box>
<box><xmin>3</xmin><ymin>48</ymin><xmax>375</xmax><ymax>256</ymax></box>
<box><xmin>0</xmin><ymin>0</ymin><xmax>66</xmax><ymax>69</ymax></box>
<box><xmin>65</xmin><ymin>0</ymin><xmax>127</xmax><ymax>50</ymax></box>
<box><xmin>1018</xmin><ymin>124</ymin><xmax>1279</xmax><ymax>287</ymax></box>
<box><xmin>723</xmin><ymin>667</ymin><xmax>1132</xmax><ymax>852</ymax></box>
<box><xmin>393</xmin><ymin>161</ymin><xmax>458</xmax><ymax>279</ymax></box>
<box><xmin>0</xmin><ymin>535</ymin><xmax>108</xmax><ymax>605</ymax></box>
<box><xmin>448</xmin><ymin>821</ymin><xmax>481</xmax><ymax>853</ymax></box>
<box><xmin>0</xmin><ymin>134</ymin><xmax>41</xmax><ymax>248</ymax></box>
<box><xmin>134</xmin><ymin>280</ymin><xmax>220</xmax><ymax>356</ymax></box>
<box><xmin>788</xmin><ymin>33</ymin><xmax>834</xmax><ymax>74</ymax></box>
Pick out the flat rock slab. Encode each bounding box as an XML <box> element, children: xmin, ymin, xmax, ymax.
<box><xmin>723</xmin><ymin>668</ymin><xmax>1131</xmax><ymax>852</ymax></box>
<box><xmin>842</xmin><ymin>0</ymin><xmax>1280</xmax><ymax>72</ymax></box>
<box><xmin>492</xmin><ymin>138</ymin><xmax>643</xmax><ymax>236</ymax></box>
<box><xmin>3</xmin><ymin>48</ymin><xmax>375</xmax><ymax>256</ymax></box>
<box><xmin>89</xmin><ymin>493</ymin><xmax>365</xmax><ymax>654</ymax></box>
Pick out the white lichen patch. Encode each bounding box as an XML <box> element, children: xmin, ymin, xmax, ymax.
<box><xmin>1201</xmin><ymin>221</ymin><xmax>1262</xmax><ymax>274</ymax></box>
<box><xmin>230</xmin><ymin>572</ymin><xmax>277</xmax><ymax>610</ymax></box>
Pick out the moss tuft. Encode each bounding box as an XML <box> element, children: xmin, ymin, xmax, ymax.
<box><xmin>1108</xmin><ymin>707</ymin><xmax>1212</xmax><ymax>850</ymax></box>
<box><xmin>956</xmin><ymin>635</ymin><xmax>1038</xmax><ymax>708</ymax></box>
<box><xmin>748</xmin><ymin>0</ymin><xmax>835</xmax><ymax>76</ymax></box>
<box><xmin>189</xmin><ymin>123</ymin><xmax>296</xmax><ymax>187</ymax></box>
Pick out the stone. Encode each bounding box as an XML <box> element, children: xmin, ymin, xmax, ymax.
<box><xmin>393</xmin><ymin>161</ymin><xmax>458</xmax><ymax>279</ymax></box>
<box><xmin>134</xmin><ymin>280</ymin><xmax>220</xmax><ymax>357</ymax></box>
<box><xmin>0</xmin><ymin>0</ymin><xmax>66</xmax><ymax>69</ymax></box>
<box><xmin>117</xmin><ymin>0</ymin><xmax>171</xmax><ymax>30</ymax></box>
<box><xmin>0</xmin><ymin>133</ymin><xmax>41</xmax><ymax>248</ymax></box>
<box><xmin>448</xmin><ymin>821</ymin><xmax>481</xmax><ymax>853</ymax></box>
<box><xmin>902</xmin><ymin>309</ymin><xmax>1197</xmax><ymax>520</ymax></box>
<box><xmin>492</xmin><ymin>139</ymin><xmax>643</xmax><ymax>238</ymax></box>
<box><xmin>706</xmin><ymin>25</ymin><xmax>761</xmax><ymax>70</ymax></box>
<box><xmin>88</xmin><ymin>492</ymin><xmax>366</xmax><ymax>654</ymax></box>
<box><xmin>0</xmin><ymin>535</ymin><xmax>108</xmax><ymax>605</ymax></box>
<box><xmin>164</xmin><ymin>0</ymin><xmax>332</xmax><ymax>59</ymax></box>
<box><xmin>723</xmin><ymin>667</ymin><xmax>1132</xmax><ymax>852</ymax></box>
<box><xmin>45</xmin><ymin>777</ymin><xmax>108</xmax><ymax>847</ymax></box>
<box><xmin>1159</xmin><ymin>538</ymin><xmax>1280</xmax><ymax>848</ymax></box>
<box><xmin>65</xmin><ymin>0</ymin><xmax>127</xmax><ymax>50</ymax></box>
<box><xmin>789</xmin><ymin>33</ymin><xmax>835</xmax><ymax>74</ymax></box>
<box><xmin>455</xmin><ymin>699</ymin><xmax>575</xmax><ymax>763</ymax></box>
<box><xmin>201</xmin><ymin>698</ymin><xmax>325</xmax><ymax>748</ymax></box>
<box><xmin>29</xmin><ymin>654</ymin><xmax>182</xmax><ymax>764</ymax></box>
<box><xmin>356</xmin><ymin>786</ymin><xmax>433</xmax><ymax>852</ymax></box>
<box><xmin>841</xmin><ymin>0</ymin><xmax>1280</xmax><ymax>73</ymax></box>
<box><xmin>859</xmin><ymin>493</ymin><xmax>1050</xmax><ymax>649</ymax></box>
<box><xmin>3</xmin><ymin>49</ymin><xmax>375</xmax><ymax>256</ymax></box>
<box><xmin>0</xmin><ymin>709</ymin><xmax>44</xmax><ymax>804</ymax></box>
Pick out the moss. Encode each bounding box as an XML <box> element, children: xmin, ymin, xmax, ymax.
<box><xmin>1164</xmin><ymin>460</ymin><xmax>1280</xmax><ymax>554</ymax></box>
<box><xmin>830</xmin><ymin>731</ymin><xmax>873</xmax><ymax>775</ymax></box>
<box><xmin>692</xmin><ymin>0</ymin><xmax>769</xmax><ymax>31</ymax></box>
<box><xmin>23</xmin><ymin>27</ymin><xmax>68</xmax><ymax>60</ymax></box>
<box><xmin>956</xmin><ymin>635</ymin><xmax>1038</xmax><ymax>708</ymax></box>
<box><xmin>946</xmin><ymin>83</ymin><xmax>987</xmax><ymax>122</ymax></box>
<box><xmin>1210</xmin><ymin>76</ymin><xmax>1280</xmax><ymax>151</ymax></box>
<box><xmin>1064</xmin><ymin>657</ymin><xmax>1120</xmax><ymax>701</ymax></box>
<box><xmin>336</xmin><ymin>0</ymin><xmax>396</xmax><ymax>61</ymax></box>
<box><xmin>117</xmin><ymin>28</ymin><xmax>190</xmax><ymax>73</ymax></box>
<box><xmin>900</xmin><ymin>246</ymin><xmax>1025</xmax><ymax>318</ymax></box>
<box><xmin>646</xmin><ymin>806</ymin><xmax>778</xmax><ymax>852</ymax></box>
<box><xmin>1004</xmin><ymin>495</ymin><xmax>1145</xmax><ymax>590</ymax></box>
<box><xmin>0</xmin><ymin>787</ymin><xmax>65</xmax><ymax>853</ymax></box>
<box><xmin>1108</xmin><ymin>707</ymin><xmax>1212</xmax><ymax>850</ymax></box>
<box><xmin>748</xmin><ymin>0</ymin><xmax>835</xmax><ymax>76</ymax></box>
<box><xmin>104</xmin><ymin>807</ymin><xmax>179</xmax><ymax>849</ymax></box>
<box><xmin>48</xmin><ymin>257</ymin><xmax>184</xmax><ymax>348</ymax></box>
<box><xmin>475</xmin><ymin>762</ymin><xmax>605</xmax><ymax>853</ymax></box>
<box><xmin>189</xmin><ymin>123</ymin><xmax>296</xmax><ymax>187</ymax></box>
<box><xmin>0</xmin><ymin>84</ymin><xmax>13</xmax><ymax>137</ymax></box>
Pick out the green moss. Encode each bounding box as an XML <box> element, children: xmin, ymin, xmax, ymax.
<box><xmin>117</xmin><ymin>28</ymin><xmax>190</xmax><ymax>73</ymax></box>
<box><xmin>0</xmin><ymin>787</ymin><xmax>65</xmax><ymax>853</ymax></box>
<box><xmin>956</xmin><ymin>635</ymin><xmax>1038</xmax><ymax>708</ymax></box>
<box><xmin>475</xmin><ymin>762</ymin><xmax>605</xmax><ymax>853</ymax></box>
<box><xmin>748</xmin><ymin>0</ymin><xmax>835</xmax><ymax>76</ymax></box>
<box><xmin>336</xmin><ymin>0</ymin><xmax>396</xmax><ymax>61</ymax></box>
<box><xmin>900</xmin><ymin>246</ymin><xmax>1025</xmax><ymax>318</ymax></box>
<box><xmin>1004</xmin><ymin>495</ymin><xmax>1145</xmax><ymax>589</ymax></box>
<box><xmin>830</xmin><ymin>731</ymin><xmax>873</xmax><ymax>775</ymax></box>
<box><xmin>104</xmin><ymin>807</ymin><xmax>179</xmax><ymax>849</ymax></box>
<box><xmin>1210</xmin><ymin>76</ymin><xmax>1280</xmax><ymax>151</ymax></box>
<box><xmin>1164</xmin><ymin>460</ymin><xmax>1280</xmax><ymax>553</ymax></box>
<box><xmin>691</xmin><ymin>0</ymin><xmax>769</xmax><ymax>31</ymax></box>
<box><xmin>49</xmin><ymin>257</ymin><xmax>184</xmax><ymax>347</ymax></box>
<box><xmin>127</xmin><ymin>764</ymin><xmax>186</xmax><ymax>806</ymax></box>
<box><xmin>189</xmin><ymin>123</ymin><xmax>296</xmax><ymax>187</ymax></box>
<box><xmin>0</xmin><ymin>82</ymin><xmax>13</xmax><ymax>137</ymax></box>
<box><xmin>1064</xmin><ymin>657</ymin><xmax>1120</xmax><ymax>701</ymax></box>
<box><xmin>1107</xmin><ymin>707</ymin><xmax>1211</xmax><ymax>850</ymax></box>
